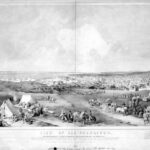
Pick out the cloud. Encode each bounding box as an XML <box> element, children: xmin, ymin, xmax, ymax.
<box><xmin>57</xmin><ymin>28</ymin><xmax>75</xmax><ymax>50</ymax></box>
<box><xmin>0</xmin><ymin>4</ymin><xmax>150</xmax><ymax>72</ymax></box>
<box><xmin>0</xmin><ymin>5</ymin><xmax>75</xmax><ymax>72</ymax></box>
<box><xmin>76</xmin><ymin>5</ymin><xmax>150</xmax><ymax>72</ymax></box>
<box><xmin>77</xmin><ymin>24</ymin><xmax>109</xmax><ymax>58</ymax></box>
<box><xmin>58</xmin><ymin>24</ymin><xmax>110</xmax><ymax>72</ymax></box>
<box><xmin>76</xmin><ymin>24</ymin><xmax>109</xmax><ymax>72</ymax></box>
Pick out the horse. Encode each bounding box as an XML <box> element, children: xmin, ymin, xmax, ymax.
<box><xmin>59</xmin><ymin>110</ymin><xmax>68</xmax><ymax>121</ymax></box>
<box><xmin>72</xmin><ymin>111</ymin><xmax>89</xmax><ymax>125</ymax></box>
<box><xmin>73</xmin><ymin>111</ymin><xmax>81</xmax><ymax>122</ymax></box>
<box><xmin>60</xmin><ymin>113</ymin><xmax>68</xmax><ymax>121</ymax></box>
<box><xmin>89</xmin><ymin>115</ymin><xmax>96</xmax><ymax>123</ymax></box>
<box><xmin>67</xmin><ymin>111</ymin><xmax>73</xmax><ymax>122</ymax></box>
<box><xmin>116</xmin><ymin>106</ymin><xmax>127</xmax><ymax>115</ymax></box>
<box><xmin>80</xmin><ymin>111</ymin><xmax>89</xmax><ymax>125</ymax></box>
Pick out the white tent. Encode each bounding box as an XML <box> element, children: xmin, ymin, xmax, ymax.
<box><xmin>1</xmin><ymin>100</ymin><xmax>20</xmax><ymax>118</ymax></box>
<box><xmin>20</xmin><ymin>95</ymin><xmax>36</xmax><ymax>104</ymax></box>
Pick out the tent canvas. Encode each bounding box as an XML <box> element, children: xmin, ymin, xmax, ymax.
<box><xmin>20</xmin><ymin>95</ymin><xmax>35</xmax><ymax>104</ymax></box>
<box><xmin>1</xmin><ymin>100</ymin><xmax>20</xmax><ymax>118</ymax></box>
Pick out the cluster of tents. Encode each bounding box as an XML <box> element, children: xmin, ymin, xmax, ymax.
<box><xmin>1</xmin><ymin>99</ymin><xmax>20</xmax><ymax>119</ymax></box>
<box><xmin>0</xmin><ymin>95</ymin><xmax>46</xmax><ymax>126</ymax></box>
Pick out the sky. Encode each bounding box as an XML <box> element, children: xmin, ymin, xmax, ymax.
<box><xmin>0</xmin><ymin>4</ymin><xmax>75</xmax><ymax>72</ymax></box>
<box><xmin>76</xmin><ymin>4</ymin><xmax>150</xmax><ymax>72</ymax></box>
<box><xmin>0</xmin><ymin>2</ymin><xmax>150</xmax><ymax>72</ymax></box>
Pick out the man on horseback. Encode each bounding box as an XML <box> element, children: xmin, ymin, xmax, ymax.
<box><xmin>80</xmin><ymin>110</ymin><xmax>88</xmax><ymax>125</ymax></box>
<box><xmin>89</xmin><ymin>110</ymin><xmax>93</xmax><ymax>121</ymax></box>
<box><xmin>84</xmin><ymin>110</ymin><xmax>89</xmax><ymax>120</ymax></box>
<box><xmin>59</xmin><ymin>109</ymin><xmax>68</xmax><ymax>121</ymax></box>
<box><xmin>89</xmin><ymin>110</ymin><xmax>96</xmax><ymax>123</ymax></box>
<box><xmin>68</xmin><ymin>110</ymin><xmax>73</xmax><ymax>122</ymax></box>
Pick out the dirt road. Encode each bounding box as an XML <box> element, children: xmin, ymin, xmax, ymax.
<box><xmin>99</xmin><ymin>110</ymin><xmax>144</xmax><ymax>126</ymax></box>
<box><xmin>26</xmin><ymin>93</ymin><xmax>146</xmax><ymax>127</ymax></box>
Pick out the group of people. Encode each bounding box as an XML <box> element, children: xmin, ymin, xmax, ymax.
<box><xmin>0</xmin><ymin>114</ymin><xmax>10</xmax><ymax>127</ymax></box>
<box><xmin>88</xmin><ymin>99</ymin><xmax>101</xmax><ymax>106</ymax></box>
<box><xmin>143</xmin><ymin>107</ymin><xmax>150</xmax><ymax>125</ymax></box>
<box><xmin>59</xmin><ymin>109</ymin><xmax>96</xmax><ymax>124</ymax></box>
<box><xmin>47</xmin><ymin>96</ymin><xmax>56</xmax><ymax>103</ymax></box>
<box><xmin>14</xmin><ymin>102</ymin><xmax>45</xmax><ymax>124</ymax></box>
<box><xmin>105</xmin><ymin>98</ymin><xmax>145</xmax><ymax>117</ymax></box>
<box><xmin>102</xmin><ymin>96</ymin><xmax>150</xmax><ymax>125</ymax></box>
<box><xmin>125</xmin><ymin>96</ymin><xmax>147</xmax><ymax>118</ymax></box>
<box><xmin>14</xmin><ymin>107</ymin><xmax>35</xmax><ymax>124</ymax></box>
<box><xmin>19</xmin><ymin>102</ymin><xmax>44</xmax><ymax>117</ymax></box>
